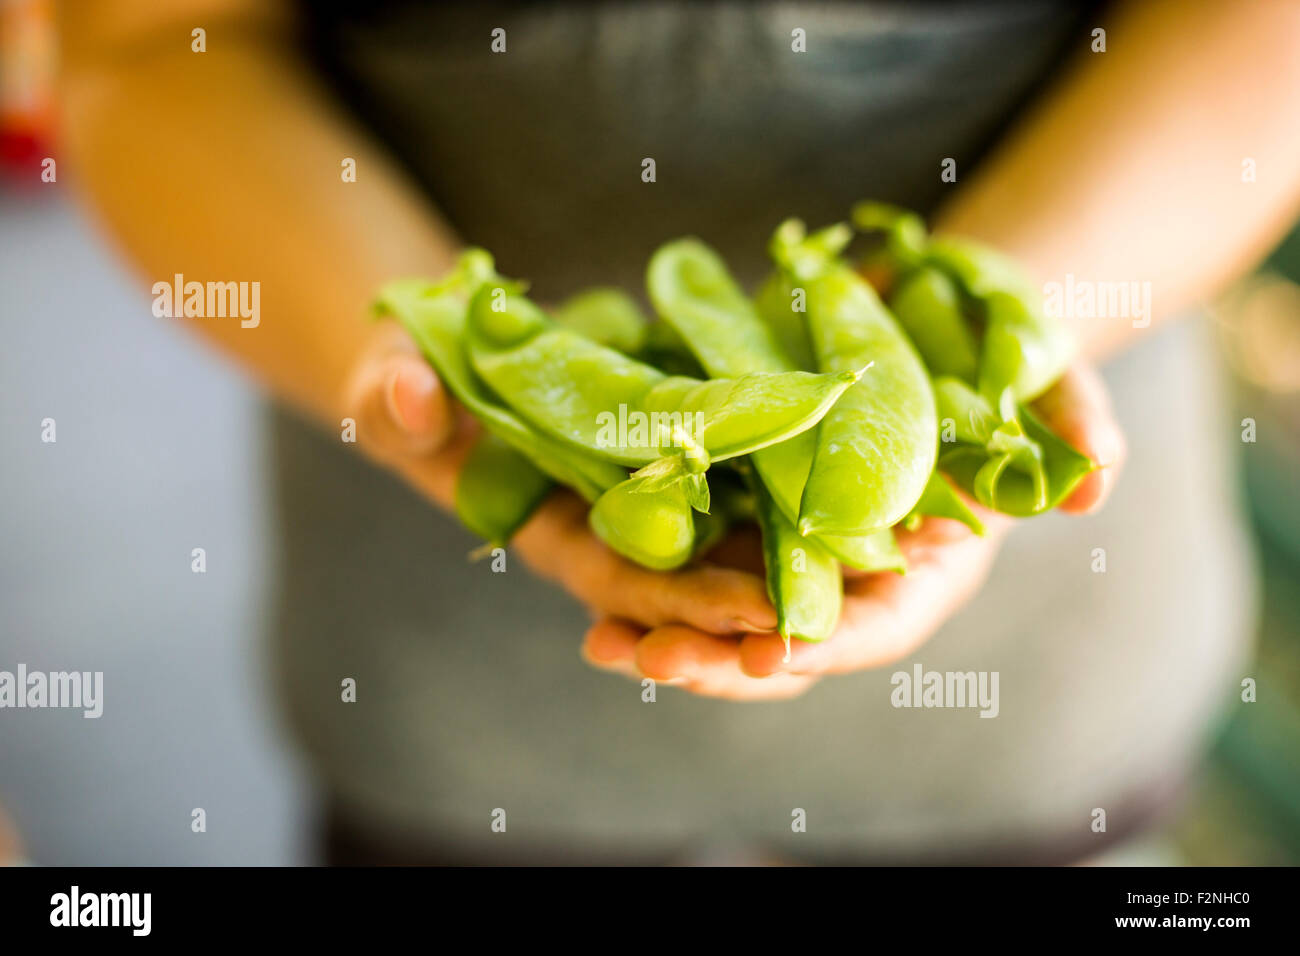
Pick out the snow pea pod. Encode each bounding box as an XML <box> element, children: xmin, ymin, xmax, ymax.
<box><xmin>934</xmin><ymin>376</ymin><xmax>1094</xmax><ymax>516</ymax></box>
<box><xmin>786</xmin><ymin>228</ymin><xmax>937</xmax><ymax>537</ymax></box>
<box><xmin>754</xmin><ymin>270</ymin><xmax>816</xmax><ymax>371</ymax></box>
<box><xmin>747</xmin><ymin>470</ymin><xmax>841</xmax><ymax>647</ymax></box>
<box><xmin>375</xmin><ymin>263</ymin><xmax>627</xmax><ymax>503</ymax></box>
<box><xmin>455</xmin><ymin>433</ymin><xmax>552</xmax><ymax>546</ymax></box>
<box><xmin>647</xmin><ymin>236</ymin><xmax>907</xmax><ymax>572</ymax></box>
<box><xmin>588</xmin><ymin>471</ymin><xmax>696</xmax><ymax>570</ymax></box>
<box><xmin>974</xmin><ymin>288</ymin><xmax>1074</xmax><ymax>405</ymax></box>
<box><xmin>853</xmin><ymin>203</ymin><xmax>1073</xmax><ymax>405</ymax></box>
<box><xmin>553</xmin><ymin>287</ymin><xmax>648</xmax><ymax>355</ymax></box>
<box><xmin>887</xmin><ymin>266</ymin><xmax>979</xmax><ymax>384</ymax></box>
<box><xmin>902</xmin><ymin>469</ymin><xmax>984</xmax><ymax>535</ymax></box>
<box><xmin>648</xmin><ymin>237</ymin><xmax>814</xmax><ymax>516</ymax></box>
<box><xmin>466</xmin><ymin>283</ymin><xmax>859</xmax><ymax>468</ymax></box>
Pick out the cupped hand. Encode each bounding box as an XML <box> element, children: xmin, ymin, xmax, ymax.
<box><xmin>581</xmin><ymin>361</ymin><xmax>1125</xmax><ymax>700</ymax></box>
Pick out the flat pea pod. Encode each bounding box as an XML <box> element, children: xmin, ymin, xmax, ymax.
<box><xmin>902</xmin><ymin>470</ymin><xmax>984</xmax><ymax>536</ymax></box>
<box><xmin>455</xmin><ymin>433</ymin><xmax>552</xmax><ymax>545</ymax></box>
<box><xmin>797</xmin><ymin>256</ymin><xmax>938</xmax><ymax>537</ymax></box>
<box><xmin>375</xmin><ymin>267</ymin><xmax>626</xmax><ymax>502</ymax></box>
<box><xmin>466</xmin><ymin>283</ymin><xmax>858</xmax><ymax>467</ymax></box>
<box><xmin>553</xmin><ymin>287</ymin><xmax>648</xmax><ymax>354</ymax></box>
<box><xmin>934</xmin><ymin>376</ymin><xmax>1094</xmax><ymax>516</ymax></box>
<box><xmin>887</xmin><ymin>266</ymin><xmax>979</xmax><ymax>383</ymax></box>
<box><xmin>647</xmin><ymin>236</ymin><xmax>905</xmax><ymax>571</ymax></box>
<box><xmin>588</xmin><ymin>473</ymin><xmax>696</xmax><ymax>570</ymax></box>
<box><xmin>748</xmin><ymin>470</ymin><xmax>842</xmax><ymax>645</ymax></box>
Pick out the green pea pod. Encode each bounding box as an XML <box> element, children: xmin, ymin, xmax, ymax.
<box><xmin>648</xmin><ymin>237</ymin><xmax>813</xmax><ymax>518</ymax></box>
<box><xmin>754</xmin><ymin>270</ymin><xmax>816</xmax><ymax>371</ymax></box>
<box><xmin>902</xmin><ymin>470</ymin><xmax>984</xmax><ymax>536</ymax></box>
<box><xmin>852</xmin><ymin>206</ymin><xmax>1076</xmax><ymax>408</ymax></box>
<box><xmin>887</xmin><ymin>266</ymin><xmax>979</xmax><ymax>383</ymax></box>
<box><xmin>934</xmin><ymin>375</ymin><xmax>1002</xmax><ymax>446</ymax></box>
<box><xmin>638</xmin><ymin>319</ymin><xmax>708</xmax><ymax>378</ymax></box>
<box><xmin>934</xmin><ymin>376</ymin><xmax>1095</xmax><ymax>516</ymax></box>
<box><xmin>922</xmin><ymin>236</ymin><xmax>1035</xmax><ymax>300</ymax></box>
<box><xmin>748</xmin><ymin>471</ymin><xmax>842</xmax><ymax>645</ymax></box>
<box><xmin>588</xmin><ymin>472</ymin><xmax>696</xmax><ymax>570</ymax></box>
<box><xmin>975</xmin><ymin>288</ymin><xmax>1074</xmax><ymax>404</ymax></box>
<box><xmin>818</xmin><ymin>527</ymin><xmax>907</xmax><ymax>573</ymax></box>
<box><xmin>647</xmin><ymin>236</ymin><xmax>906</xmax><ymax>571</ymax></box>
<box><xmin>375</xmin><ymin>263</ymin><xmax>626</xmax><ymax>502</ymax></box>
<box><xmin>851</xmin><ymin>201</ymin><xmax>929</xmax><ymax>263</ymax></box>
<box><xmin>853</xmin><ymin>209</ymin><xmax>1074</xmax><ymax>405</ymax></box>
<box><xmin>646</xmin><ymin>238</ymin><xmax>793</xmax><ymax>375</ymax></box>
<box><xmin>553</xmin><ymin>287</ymin><xmax>649</xmax><ymax>354</ymax></box>
<box><xmin>466</xmin><ymin>283</ymin><xmax>858</xmax><ymax>467</ymax></box>
<box><xmin>455</xmin><ymin>433</ymin><xmax>552</xmax><ymax>546</ymax></box>
<box><xmin>793</xmin><ymin>240</ymin><xmax>938</xmax><ymax>537</ymax></box>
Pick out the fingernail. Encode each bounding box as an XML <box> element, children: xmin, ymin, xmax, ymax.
<box><xmin>729</xmin><ymin>618</ymin><xmax>777</xmax><ymax>634</ymax></box>
<box><xmin>387</xmin><ymin>363</ymin><xmax>437</xmax><ymax>435</ymax></box>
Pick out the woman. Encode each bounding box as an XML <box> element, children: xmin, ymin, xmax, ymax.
<box><xmin>59</xmin><ymin>0</ymin><xmax>1299</xmax><ymax>863</ymax></box>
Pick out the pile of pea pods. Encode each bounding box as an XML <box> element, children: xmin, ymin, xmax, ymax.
<box><xmin>375</xmin><ymin>201</ymin><xmax>1095</xmax><ymax>647</ymax></box>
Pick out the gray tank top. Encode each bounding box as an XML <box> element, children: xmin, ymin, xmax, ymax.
<box><xmin>269</xmin><ymin>1</ymin><xmax>1252</xmax><ymax>861</ymax></box>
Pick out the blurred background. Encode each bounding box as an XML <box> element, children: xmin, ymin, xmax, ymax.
<box><xmin>2</xmin><ymin>0</ymin><xmax>1297</xmax><ymax>865</ymax></box>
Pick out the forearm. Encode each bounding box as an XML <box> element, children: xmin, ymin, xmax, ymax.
<box><xmin>57</xmin><ymin>0</ymin><xmax>459</xmax><ymax>421</ymax></box>
<box><xmin>937</xmin><ymin>0</ymin><xmax>1300</xmax><ymax>360</ymax></box>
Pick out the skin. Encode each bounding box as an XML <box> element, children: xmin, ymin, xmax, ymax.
<box><xmin>59</xmin><ymin>0</ymin><xmax>1300</xmax><ymax>703</ymax></box>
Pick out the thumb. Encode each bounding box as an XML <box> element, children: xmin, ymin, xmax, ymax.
<box><xmin>382</xmin><ymin>353</ymin><xmax>451</xmax><ymax>452</ymax></box>
<box><xmin>346</xmin><ymin>340</ymin><xmax>455</xmax><ymax>460</ymax></box>
<box><xmin>1033</xmin><ymin>362</ymin><xmax>1126</xmax><ymax>515</ymax></box>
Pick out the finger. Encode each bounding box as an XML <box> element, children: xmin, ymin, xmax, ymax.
<box><xmin>383</xmin><ymin>355</ymin><xmax>454</xmax><ymax>453</ymax></box>
<box><xmin>739</xmin><ymin>527</ymin><xmax>1003</xmax><ymax>678</ymax></box>
<box><xmin>1032</xmin><ymin>362</ymin><xmax>1126</xmax><ymax>515</ymax></box>
<box><xmin>582</xmin><ymin>617</ymin><xmax>642</xmax><ymax>669</ymax></box>
<box><xmin>350</xmin><ymin>351</ymin><xmax>455</xmax><ymax>459</ymax></box>
<box><xmin>635</xmin><ymin>624</ymin><xmax>740</xmax><ymax>681</ymax></box>
<box><xmin>635</xmin><ymin>624</ymin><xmax>816</xmax><ymax>700</ymax></box>
<box><xmin>512</xmin><ymin>495</ymin><xmax>778</xmax><ymax>634</ymax></box>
